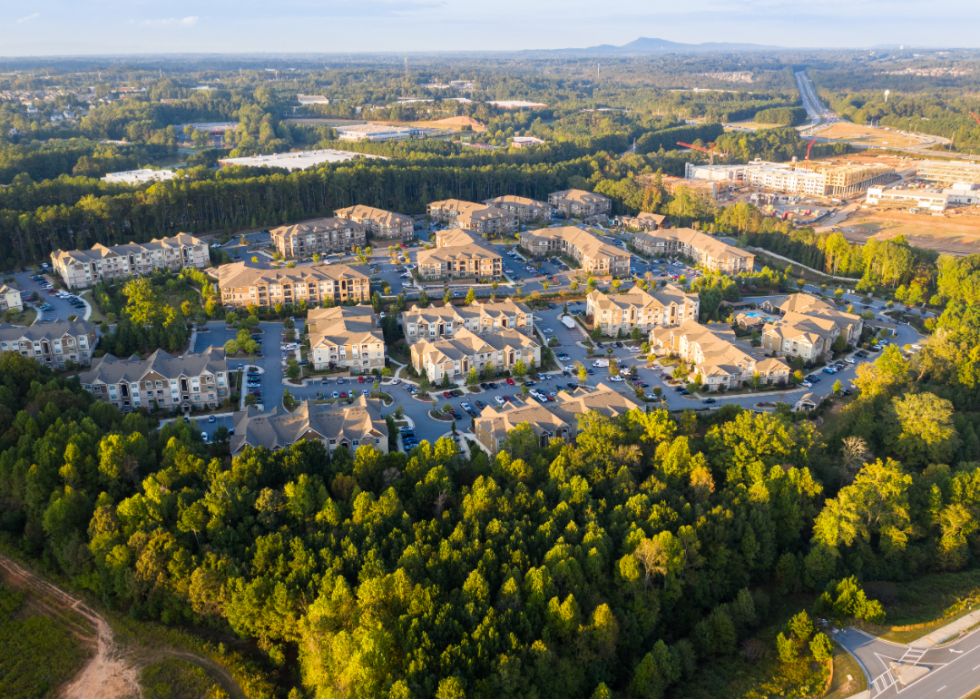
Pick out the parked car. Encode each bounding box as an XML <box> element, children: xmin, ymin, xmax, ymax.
<box><xmin>702</xmin><ymin>398</ymin><xmax>716</xmax><ymax>405</ymax></box>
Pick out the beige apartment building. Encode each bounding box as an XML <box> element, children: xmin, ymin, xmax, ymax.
<box><xmin>51</xmin><ymin>233</ymin><xmax>209</xmax><ymax>289</ymax></box>
<box><xmin>78</xmin><ymin>346</ymin><xmax>229</xmax><ymax>412</ymax></box>
<box><xmin>416</xmin><ymin>229</ymin><xmax>502</xmax><ymax>281</ymax></box>
<box><xmin>411</xmin><ymin>328</ymin><xmax>540</xmax><ymax>382</ymax></box>
<box><xmin>401</xmin><ymin>299</ymin><xmax>534</xmax><ymax>344</ymax></box>
<box><xmin>0</xmin><ymin>320</ymin><xmax>97</xmax><ymax>369</ymax></box>
<box><xmin>426</xmin><ymin>199</ymin><xmax>518</xmax><ymax>235</ymax></box>
<box><xmin>587</xmin><ymin>284</ymin><xmax>699</xmax><ymax>336</ymax></box>
<box><xmin>306</xmin><ymin>306</ymin><xmax>385</xmax><ymax>373</ymax></box>
<box><xmin>650</xmin><ymin>319</ymin><xmax>789</xmax><ymax>391</ymax></box>
<box><xmin>334</xmin><ymin>205</ymin><xmax>414</xmax><ymax>241</ymax></box>
<box><xmin>483</xmin><ymin>195</ymin><xmax>551</xmax><ymax>221</ymax></box>
<box><xmin>631</xmin><ymin>228</ymin><xmax>755</xmax><ymax>274</ymax></box>
<box><xmin>520</xmin><ymin>226</ymin><xmax>630</xmax><ymax>276</ymax></box>
<box><xmin>548</xmin><ymin>189</ymin><xmax>612</xmax><ymax>218</ymax></box>
<box><xmin>474</xmin><ymin>384</ymin><xmax>640</xmax><ymax>456</ymax></box>
<box><xmin>760</xmin><ymin>293</ymin><xmax>864</xmax><ymax>361</ymax></box>
<box><xmin>214</xmin><ymin>262</ymin><xmax>370</xmax><ymax>309</ymax></box>
<box><xmin>0</xmin><ymin>285</ymin><xmax>23</xmax><ymax>313</ymax></box>
<box><xmin>615</xmin><ymin>212</ymin><xmax>667</xmax><ymax>231</ymax></box>
<box><xmin>231</xmin><ymin>396</ymin><xmax>389</xmax><ymax>455</ymax></box>
<box><xmin>270</xmin><ymin>218</ymin><xmax>367</xmax><ymax>258</ymax></box>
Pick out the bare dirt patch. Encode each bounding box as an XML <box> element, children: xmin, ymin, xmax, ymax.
<box><xmin>835</xmin><ymin>207</ymin><xmax>980</xmax><ymax>256</ymax></box>
<box><xmin>818</xmin><ymin>122</ymin><xmax>930</xmax><ymax>148</ymax></box>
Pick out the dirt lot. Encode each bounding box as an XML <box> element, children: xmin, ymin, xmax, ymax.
<box><xmin>837</xmin><ymin>207</ymin><xmax>980</xmax><ymax>256</ymax></box>
<box><xmin>818</xmin><ymin>122</ymin><xmax>930</xmax><ymax>148</ymax></box>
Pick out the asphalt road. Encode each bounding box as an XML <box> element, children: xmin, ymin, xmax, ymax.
<box><xmin>10</xmin><ymin>269</ymin><xmax>92</xmax><ymax>324</ymax></box>
<box><xmin>835</xmin><ymin>626</ymin><xmax>980</xmax><ymax>698</ymax></box>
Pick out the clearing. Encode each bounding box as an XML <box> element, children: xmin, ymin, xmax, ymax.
<box><xmin>835</xmin><ymin>207</ymin><xmax>980</xmax><ymax>256</ymax></box>
<box><xmin>817</xmin><ymin>122</ymin><xmax>931</xmax><ymax>148</ymax></box>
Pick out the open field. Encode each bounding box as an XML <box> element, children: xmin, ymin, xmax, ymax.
<box><xmin>836</xmin><ymin>207</ymin><xmax>980</xmax><ymax>256</ymax></box>
<box><xmin>818</xmin><ymin>121</ymin><xmax>930</xmax><ymax>148</ymax></box>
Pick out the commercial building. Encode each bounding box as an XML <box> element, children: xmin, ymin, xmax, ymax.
<box><xmin>334</xmin><ymin>205</ymin><xmax>414</xmax><ymax>241</ymax></box>
<box><xmin>306</xmin><ymin>306</ymin><xmax>385</xmax><ymax>373</ymax></box>
<box><xmin>0</xmin><ymin>285</ymin><xmax>23</xmax><ymax>313</ymax></box>
<box><xmin>335</xmin><ymin>124</ymin><xmax>418</xmax><ymax>142</ymax></box>
<box><xmin>410</xmin><ymin>328</ymin><xmax>540</xmax><ymax>383</ymax></box>
<box><xmin>684</xmin><ymin>160</ymin><xmax>895</xmax><ymax>198</ymax></box>
<box><xmin>0</xmin><ymin>320</ymin><xmax>97</xmax><ymax>369</ymax></box>
<box><xmin>866</xmin><ymin>187</ymin><xmax>948</xmax><ymax>212</ymax></box>
<box><xmin>520</xmin><ymin>226</ymin><xmax>630</xmax><ymax>276</ymax></box>
<box><xmin>78</xmin><ymin>346</ymin><xmax>229</xmax><ymax>412</ymax></box>
<box><xmin>650</xmin><ymin>320</ymin><xmax>789</xmax><ymax>391</ymax></box>
<box><xmin>427</xmin><ymin>199</ymin><xmax>518</xmax><ymax>235</ymax></box>
<box><xmin>548</xmin><ymin>189</ymin><xmax>612</xmax><ymax>218</ymax></box>
<box><xmin>298</xmin><ymin>95</ymin><xmax>330</xmax><ymax>105</ymax></box>
<box><xmin>401</xmin><ymin>299</ymin><xmax>534</xmax><ymax>344</ymax></box>
<box><xmin>473</xmin><ymin>384</ymin><xmax>640</xmax><ymax>456</ymax></box>
<box><xmin>416</xmin><ymin>229</ymin><xmax>502</xmax><ymax>281</ymax></box>
<box><xmin>270</xmin><ymin>218</ymin><xmax>367</xmax><ymax>258</ymax></box>
<box><xmin>760</xmin><ymin>293</ymin><xmax>864</xmax><ymax>360</ymax></box>
<box><xmin>614</xmin><ymin>212</ymin><xmax>667</xmax><ymax>231</ymax></box>
<box><xmin>217</xmin><ymin>149</ymin><xmax>386</xmax><ymax>170</ymax></box>
<box><xmin>511</xmin><ymin>136</ymin><xmax>546</xmax><ymax>148</ymax></box>
<box><xmin>587</xmin><ymin>284</ymin><xmax>699</xmax><ymax>336</ymax></box>
<box><xmin>215</xmin><ymin>262</ymin><xmax>371</xmax><ymax>309</ymax></box>
<box><xmin>916</xmin><ymin>160</ymin><xmax>980</xmax><ymax>188</ymax></box>
<box><xmin>101</xmin><ymin>169</ymin><xmax>175</xmax><ymax>185</ymax></box>
<box><xmin>230</xmin><ymin>396</ymin><xmax>389</xmax><ymax>455</ymax></box>
<box><xmin>51</xmin><ymin>233</ymin><xmax>209</xmax><ymax>290</ymax></box>
<box><xmin>483</xmin><ymin>195</ymin><xmax>550</xmax><ymax>221</ymax></box>
<box><xmin>631</xmin><ymin>228</ymin><xmax>754</xmax><ymax>274</ymax></box>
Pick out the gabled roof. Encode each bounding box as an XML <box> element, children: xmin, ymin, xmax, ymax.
<box><xmin>213</xmin><ymin>261</ymin><xmax>370</xmax><ymax>288</ymax></box>
<box><xmin>307</xmin><ymin>306</ymin><xmax>382</xmax><ymax>349</ymax></box>
<box><xmin>270</xmin><ymin>217</ymin><xmax>365</xmax><ymax>241</ymax></box>
<box><xmin>521</xmin><ymin>226</ymin><xmax>624</xmax><ymax>260</ymax></box>
<box><xmin>588</xmin><ymin>284</ymin><xmax>696</xmax><ymax>313</ymax></box>
<box><xmin>413</xmin><ymin>327</ymin><xmax>538</xmax><ymax>366</ymax></box>
<box><xmin>0</xmin><ymin>319</ymin><xmax>96</xmax><ymax>343</ymax></box>
<box><xmin>334</xmin><ymin>205</ymin><xmax>411</xmax><ymax>227</ymax></box>
<box><xmin>78</xmin><ymin>346</ymin><xmax>226</xmax><ymax>385</ymax></box>
<box><xmin>550</xmin><ymin>189</ymin><xmax>610</xmax><ymax>205</ymax></box>
<box><xmin>633</xmin><ymin>228</ymin><xmax>752</xmax><ymax>262</ymax></box>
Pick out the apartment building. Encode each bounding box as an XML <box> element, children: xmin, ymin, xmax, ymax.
<box><xmin>306</xmin><ymin>306</ymin><xmax>385</xmax><ymax>373</ymax></box>
<box><xmin>51</xmin><ymin>233</ymin><xmax>209</xmax><ymax>289</ymax></box>
<box><xmin>78</xmin><ymin>346</ymin><xmax>229</xmax><ymax>412</ymax></box>
<box><xmin>614</xmin><ymin>212</ymin><xmax>667</xmax><ymax>231</ymax></box>
<box><xmin>0</xmin><ymin>285</ymin><xmax>23</xmax><ymax>313</ymax></box>
<box><xmin>483</xmin><ymin>195</ymin><xmax>551</xmax><ymax>221</ymax></box>
<box><xmin>401</xmin><ymin>299</ymin><xmax>534</xmax><ymax>344</ymax></box>
<box><xmin>411</xmin><ymin>328</ymin><xmax>540</xmax><ymax>382</ymax></box>
<box><xmin>631</xmin><ymin>228</ymin><xmax>755</xmax><ymax>274</ymax></box>
<box><xmin>587</xmin><ymin>284</ymin><xmax>699</xmax><ymax>336</ymax></box>
<box><xmin>760</xmin><ymin>293</ymin><xmax>864</xmax><ymax>360</ymax></box>
<box><xmin>230</xmin><ymin>396</ymin><xmax>389</xmax><ymax>455</ymax></box>
<box><xmin>685</xmin><ymin>160</ymin><xmax>895</xmax><ymax>198</ymax></box>
<box><xmin>426</xmin><ymin>200</ymin><xmax>518</xmax><ymax>235</ymax></box>
<box><xmin>270</xmin><ymin>218</ymin><xmax>367</xmax><ymax>258</ymax></box>
<box><xmin>520</xmin><ymin>226</ymin><xmax>630</xmax><ymax>276</ymax></box>
<box><xmin>548</xmin><ymin>189</ymin><xmax>612</xmax><ymax>218</ymax></box>
<box><xmin>474</xmin><ymin>384</ymin><xmax>640</xmax><ymax>456</ymax></box>
<box><xmin>214</xmin><ymin>262</ymin><xmax>370</xmax><ymax>309</ymax></box>
<box><xmin>650</xmin><ymin>320</ymin><xmax>789</xmax><ymax>390</ymax></box>
<box><xmin>334</xmin><ymin>205</ymin><xmax>414</xmax><ymax>241</ymax></box>
<box><xmin>416</xmin><ymin>229</ymin><xmax>502</xmax><ymax>281</ymax></box>
<box><xmin>0</xmin><ymin>320</ymin><xmax>97</xmax><ymax>370</ymax></box>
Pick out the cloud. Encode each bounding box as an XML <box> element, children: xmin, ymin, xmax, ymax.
<box><xmin>181</xmin><ymin>16</ymin><xmax>198</xmax><ymax>26</ymax></box>
<box><xmin>17</xmin><ymin>12</ymin><xmax>39</xmax><ymax>23</ymax></box>
<box><xmin>138</xmin><ymin>16</ymin><xmax>198</xmax><ymax>27</ymax></box>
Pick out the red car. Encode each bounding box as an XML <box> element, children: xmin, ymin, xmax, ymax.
<box><xmin>443</xmin><ymin>391</ymin><xmax>453</xmax><ymax>398</ymax></box>
<box><xmin>339</xmin><ymin>392</ymin><xmax>347</xmax><ymax>398</ymax></box>
<box><xmin>506</xmin><ymin>378</ymin><xmax>515</xmax><ymax>386</ymax></box>
<box><xmin>358</xmin><ymin>376</ymin><xmax>365</xmax><ymax>384</ymax></box>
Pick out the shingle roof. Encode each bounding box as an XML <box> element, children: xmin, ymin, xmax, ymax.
<box><xmin>587</xmin><ymin>284</ymin><xmax>696</xmax><ymax>312</ymax></box>
<box><xmin>0</xmin><ymin>319</ymin><xmax>96</xmax><ymax>343</ymax></box>
<box><xmin>270</xmin><ymin>217</ymin><xmax>365</xmax><ymax>242</ymax></box>
<box><xmin>307</xmin><ymin>306</ymin><xmax>382</xmax><ymax>349</ymax></box>
<box><xmin>413</xmin><ymin>327</ymin><xmax>538</xmax><ymax>366</ymax></box>
<box><xmin>334</xmin><ymin>205</ymin><xmax>412</xmax><ymax>227</ymax></box>
<box><xmin>78</xmin><ymin>346</ymin><xmax>226</xmax><ymax>385</ymax></box>
<box><xmin>52</xmin><ymin>233</ymin><xmax>205</xmax><ymax>265</ymax></box>
<box><xmin>213</xmin><ymin>261</ymin><xmax>370</xmax><ymax>288</ymax></box>
<box><xmin>521</xmin><ymin>226</ymin><xmax>623</xmax><ymax>260</ymax></box>
<box><xmin>633</xmin><ymin>228</ymin><xmax>752</xmax><ymax>261</ymax></box>
<box><xmin>550</xmin><ymin>189</ymin><xmax>610</xmax><ymax>205</ymax></box>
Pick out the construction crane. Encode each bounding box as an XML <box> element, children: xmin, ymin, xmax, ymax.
<box><xmin>806</xmin><ymin>139</ymin><xmax>817</xmax><ymax>161</ymax></box>
<box><xmin>970</xmin><ymin>111</ymin><xmax>980</xmax><ymax>127</ymax></box>
<box><xmin>677</xmin><ymin>141</ymin><xmax>727</xmax><ymax>168</ymax></box>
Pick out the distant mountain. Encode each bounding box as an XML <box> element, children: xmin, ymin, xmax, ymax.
<box><xmin>533</xmin><ymin>37</ymin><xmax>783</xmax><ymax>55</ymax></box>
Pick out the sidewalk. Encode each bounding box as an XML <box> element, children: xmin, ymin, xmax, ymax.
<box><xmin>909</xmin><ymin>609</ymin><xmax>980</xmax><ymax>649</ymax></box>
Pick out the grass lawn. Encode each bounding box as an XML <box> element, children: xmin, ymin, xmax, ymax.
<box><xmin>6</xmin><ymin>307</ymin><xmax>37</xmax><ymax>326</ymax></box>
<box><xmin>80</xmin><ymin>290</ymin><xmax>106</xmax><ymax>323</ymax></box>
<box><xmin>825</xmin><ymin>641</ymin><xmax>867</xmax><ymax>699</ymax></box>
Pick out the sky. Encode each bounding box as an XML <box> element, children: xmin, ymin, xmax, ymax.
<box><xmin>1</xmin><ymin>0</ymin><xmax>978</xmax><ymax>56</ymax></box>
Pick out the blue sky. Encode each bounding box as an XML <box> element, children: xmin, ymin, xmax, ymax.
<box><xmin>2</xmin><ymin>0</ymin><xmax>978</xmax><ymax>55</ymax></box>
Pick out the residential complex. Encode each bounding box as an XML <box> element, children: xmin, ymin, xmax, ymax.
<box><xmin>270</xmin><ymin>218</ymin><xmax>367</xmax><ymax>258</ymax></box>
<box><xmin>520</xmin><ymin>226</ymin><xmax>630</xmax><ymax>276</ymax></box>
<box><xmin>214</xmin><ymin>262</ymin><xmax>371</xmax><ymax>309</ymax></box>
<box><xmin>427</xmin><ymin>199</ymin><xmax>518</xmax><ymax>235</ymax></box>
<box><xmin>650</xmin><ymin>320</ymin><xmax>789</xmax><ymax>391</ymax></box>
<box><xmin>401</xmin><ymin>299</ymin><xmax>534</xmax><ymax>344</ymax></box>
<box><xmin>230</xmin><ymin>396</ymin><xmax>389</xmax><ymax>454</ymax></box>
<box><xmin>587</xmin><ymin>284</ymin><xmax>700</xmax><ymax>336</ymax></box>
<box><xmin>483</xmin><ymin>195</ymin><xmax>551</xmax><ymax>221</ymax></box>
<box><xmin>334</xmin><ymin>205</ymin><xmax>414</xmax><ymax>241</ymax></box>
<box><xmin>474</xmin><ymin>384</ymin><xmax>640</xmax><ymax>456</ymax></box>
<box><xmin>684</xmin><ymin>160</ymin><xmax>895</xmax><ymax>198</ymax></box>
<box><xmin>614</xmin><ymin>212</ymin><xmax>667</xmax><ymax>231</ymax></box>
<box><xmin>0</xmin><ymin>285</ymin><xmax>23</xmax><ymax>314</ymax></box>
<box><xmin>416</xmin><ymin>229</ymin><xmax>502</xmax><ymax>281</ymax></box>
<box><xmin>631</xmin><ymin>228</ymin><xmax>755</xmax><ymax>274</ymax></box>
<box><xmin>306</xmin><ymin>306</ymin><xmax>385</xmax><ymax>373</ymax></box>
<box><xmin>78</xmin><ymin>346</ymin><xmax>229</xmax><ymax>412</ymax></box>
<box><xmin>548</xmin><ymin>189</ymin><xmax>612</xmax><ymax>218</ymax></box>
<box><xmin>760</xmin><ymin>294</ymin><xmax>864</xmax><ymax>361</ymax></box>
<box><xmin>51</xmin><ymin>233</ymin><xmax>209</xmax><ymax>289</ymax></box>
<box><xmin>410</xmin><ymin>328</ymin><xmax>540</xmax><ymax>382</ymax></box>
<box><xmin>0</xmin><ymin>320</ymin><xmax>98</xmax><ymax>369</ymax></box>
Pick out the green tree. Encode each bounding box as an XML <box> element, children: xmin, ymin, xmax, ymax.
<box><xmin>465</xmin><ymin>288</ymin><xmax>476</xmax><ymax>305</ymax></box>
<box><xmin>286</xmin><ymin>360</ymin><xmax>301</xmax><ymax>380</ymax></box>
<box><xmin>810</xmin><ymin>633</ymin><xmax>833</xmax><ymax>663</ymax></box>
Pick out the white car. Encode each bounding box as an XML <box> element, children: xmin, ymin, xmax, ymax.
<box><xmin>495</xmin><ymin>396</ymin><xmax>505</xmax><ymax>406</ymax></box>
<box><xmin>201</xmin><ymin>431</ymin><xmax>209</xmax><ymax>442</ymax></box>
<box><xmin>390</xmin><ymin>379</ymin><xmax>400</xmax><ymax>386</ymax></box>
<box><xmin>802</xmin><ymin>381</ymin><xmax>813</xmax><ymax>388</ymax></box>
<box><xmin>845</xmin><ymin>357</ymin><xmax>856</xmax><ymax>364</ymax></box>
<box><xmin>609</xmin><ymin>375</ymin><xmax>625</xmax><ymax>382</ymax></box>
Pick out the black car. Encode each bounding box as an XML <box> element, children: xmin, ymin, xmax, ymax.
<box><xmin>702</xmin><ymin>398</ymin><xmax>716</xmax><ymax>405</ymax></box>
<box><xmin>567</xmin><ymin>382</ymin><xmax>578</xmax><ymax>390</ymax></box>
<box><xmin>480</xmin><ymin>382</ymin><xmax>489</xmax><ymax>390</ymax></box>
<box><xmin>615</xmin><ymin>342</ymin><xmax>624</xmax><ymax>348</ymax></box>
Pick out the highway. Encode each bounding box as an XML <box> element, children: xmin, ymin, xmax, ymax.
<box><xmin>795</xmin><ymin>70</ymin><xmax>836</xmax><ymax>133</ymax></box>
<box><xmin>836</xmin><ymin>625</ymin><xmax>980</xmax><ymax>698</ymax></box>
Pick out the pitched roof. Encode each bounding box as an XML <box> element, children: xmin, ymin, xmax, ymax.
<box><xmin>213</xmin><ymin>261</ymin><xmax>370</xmax><ymax>288</ymax></box>
<box><xmin>334</xmin><ymin>205</ymin><xmax>411</xmax><ymax>227</ymax></box>
<box><xmin>78</xmin><ymin>346</ymin><xmax>226</xmax><ymax>385</ymax></box>
<box><xmin>764</xmin><ymin>311</ymin><xmax>838</xmax><ymax>344</ymax></box>
<box><xmin>550</xmin><ymin>189</ymin><xmax>610</xmax><ymax>205</ymax></box>
<box><xmin>484</xmin><ymin>195</ymin><xmax>549</xmax><ymax>209</ymax></box>
<box><xmin>270</xmin><ymin>217</ymin><xmax>365</xmax><ymax>241</ymax></box>
<box><xmin>0</xmin><ymin>319</ymin><xmax>96</xmax><ymax>343</ymax></box>
<box><xmin>307</xmin><ymin>306</ymin><xmax>382</xmax><ymax>348</ymax></box>
<box><xmin>52</xmin><ymin>233</ymin><xmax>206</xmax><ymax>265</ymax></box>
<box><xmin>413</xmin><ymin>327</ymin><xmax>538</xmax><ymax>365</ymax></box>
<box><xmin>521</xmin><ymin>226</ymin><xmax>624</xmax><ymax>260</ymax></box>
<box><xmin>587</xmin><ymin>284</ymin><xmax>696</xmax><ymax>313</ymax></box>
<box><xmin>778</xmin><ymin>293</ymin><xmax>834</xmax><ymax>315</ymax></box>
<box><xmin>633</xmin><ymin>228</ymin><xmax>753</xmax><ymax>262</ymax></box>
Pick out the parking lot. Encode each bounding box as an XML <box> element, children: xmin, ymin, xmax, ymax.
<box><xmin>10</xmin><ymin>268</ymin><xmax>92</xmax><ymax>324</ymax></box>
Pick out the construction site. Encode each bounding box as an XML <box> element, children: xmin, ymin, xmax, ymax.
<box><xmin>684</xmin><ymin>158</ymin><xmax>896</xmax><ymax>198</ymax></box>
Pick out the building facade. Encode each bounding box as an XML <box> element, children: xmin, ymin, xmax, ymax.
<box><xmin>0</xmin><ymin>320</ymin><xmax>97</xmax><ymax>369</ymax></box>
<box><xmin>483</xmin><ymin>195</ymin><xmax>550</xmax><ymax>221</ymax></box>
<box><xmin>334</xmin><ymin>205</ymin><xmax>414</xmax><ymax>241</ymax></box>
<box><xmin>306</xmin><ymin>306</ymin><xmax>385</xmax><ymax>373</ymax></box>
<box><xmin>270</xmin><ymin>218</ymin><xmax>367</xmax><ymax>258</ymax></box>
<box><xmin>631</xmin><ymin>228</ymin><xmax>755</xmax><ymax>274</ymax></box>
<box><xmin>0</xmin><ymin>285</ymin><xmax>23</xmax><ymax>313</ymax></box>
<box><xmin>520</xmin><ymin>226</ymin><xmax>630</xmax><ymax>276</ymax></box>
<box><xmin>548</xmin><ymin>189</ymin><xmax>612</xmax><ymax>218</ymax></box>
<box><xmin>215</xmin><ymin>262</ymin><xmax>371</xmax><ymax>309</ymax></box>
<box><xmin>760</xmin><ymin>294</ymin><xmax>864</xmax><ymax>360</ymax></box>
<box><xmin>416</xmin><ymin>229</ymin><xmax>502</xmax><ymax>281</ymax></box>
<box><xmin>587</xmin><ymin>285</ymin><xmax>699</xmax><ymax>336</ymax></box>
<box><xmin>411</xmin><ymin>328</ymin><xmax>540</xmax><ymax>382</ymax></box>
<box><xmin>78</xmin><ymin>346</ymin><xmax>229</xmax><ymax>412</ymax></box>
<box><xmin>614</xmin><ymin>212</ymin><xmax>667</xmax><ymax>231</ymax></box>
<box><xmin>401</xmin><ymin>299</ymin><xmax>534</xmax><ymax>344</ymax></box>
<box><xmin>426</xmin><ymin>200</ymin><xmax>518</xmax><ymax>235</ymax></box>
<box><xmin>51</xmin><ymin>233</ymin><xmax>209</xmax><ymax>289</ymax></box>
